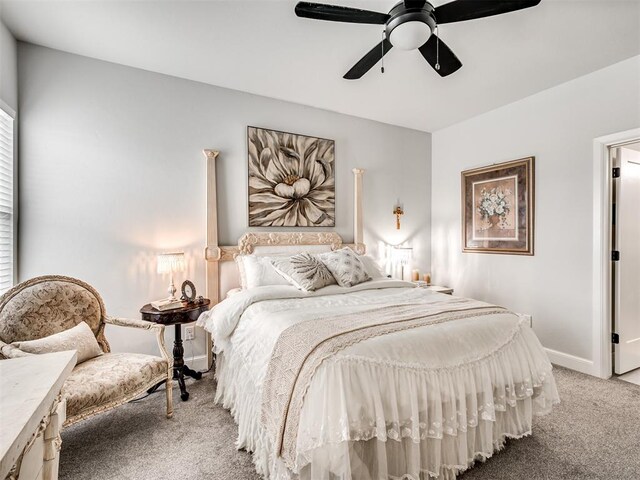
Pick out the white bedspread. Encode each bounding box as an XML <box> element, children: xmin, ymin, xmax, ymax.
<box><xmin>198</xmin><ymin>280</ymin><xmax>559</xmax><ymax>480</ymax></box>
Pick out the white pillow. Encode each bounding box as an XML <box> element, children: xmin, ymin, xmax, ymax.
<box><xmin>235</xmin><ymin>255</ymin><xmax>248</xmax><ymax>289</ymax></box>
<box><xmin>12</xmin><ymin>321</ymin><xmax>103</xmax><ymax>365</ymax></box>
<box><xmin>235</xmin><ymin>254</ymin><xmax>291</xmax><ymax>289</ymax></box>
<box><xmin>359</xmin><ymin>255</ymin><xmax>386</xmax><ymax>279</ymax></box>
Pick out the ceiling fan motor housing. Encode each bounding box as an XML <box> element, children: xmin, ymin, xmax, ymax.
<box><xmin>386</xmin><ymin>1</ymin><xmax>436</xmax><ymax>50</ymax></box>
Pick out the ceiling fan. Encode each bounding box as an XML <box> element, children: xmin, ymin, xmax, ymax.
<box><xmin>295</xmin><ymin>0</ymin><xmax>541</xmax><ymax>79</ymax></box>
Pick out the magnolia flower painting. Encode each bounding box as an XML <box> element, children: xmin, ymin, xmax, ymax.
<box><xmin>248</xmin><ymin>127</ymin><xmax>335</xmax><ymax>227</ymax></box>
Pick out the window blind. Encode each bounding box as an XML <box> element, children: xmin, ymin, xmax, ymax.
<box><xmin>0</xmin><ymin>107</ymin><xmax>14</xmax><ymax>295</ymax></box>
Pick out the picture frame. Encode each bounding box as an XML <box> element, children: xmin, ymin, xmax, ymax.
<box><xmin>247</xmin><ymin>126</ymin><xmax>335</xmax><ymax>227</ymax></box>
<box><xmin>461</xmin><ymin>157</ymin><xmax>534</xmax><ymax>255</ymax></box>
<box><xmin>181</xmin><ymin>280</ymin><xmax>196</xmax><ymax>303</ymax></box>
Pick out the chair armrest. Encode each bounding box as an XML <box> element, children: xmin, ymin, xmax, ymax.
<box><xmin>0</xmin><ymin>339</ymin><xmax>33</xmax><ymax>359</ymax></box>
<box><xmin>104</xmin><ymin>316</ymin><xmax>171</xmax><ymax>366</ymax></box>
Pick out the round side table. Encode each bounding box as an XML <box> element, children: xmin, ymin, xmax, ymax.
<box><xmin>140</xmin><ymin>300</ymin><xmax>211</xmax><ymax>401</ymax></box>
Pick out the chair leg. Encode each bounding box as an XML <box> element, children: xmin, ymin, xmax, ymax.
<box><xmin>165</xmin><ymin>376</ymin><xmax>173</xmax><ymax>418</ymax></box>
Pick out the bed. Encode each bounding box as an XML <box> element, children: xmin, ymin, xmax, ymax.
<box><xmin>197</xmin><ymin>151</ymin><xmax>559</xmax><ymax>479</ymax></box>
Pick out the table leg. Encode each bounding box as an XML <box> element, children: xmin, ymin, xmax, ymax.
<box><xmin>173</xmin><ymin>325</ymin><xmax>189</xmax><ymax>401</ymax></box>
<box><xmin>182</xmin><ymin>365</ymin><xmax>202</xmax><ymax>380</ymax></box>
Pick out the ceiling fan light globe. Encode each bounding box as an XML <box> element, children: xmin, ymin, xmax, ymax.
<box><xmin>388</xmin><ymin>21</ymin><xmax>431</xmax><ymax>50</ymax></box>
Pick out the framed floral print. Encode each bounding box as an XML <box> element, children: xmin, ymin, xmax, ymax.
<box><xmin>247</xmin><ymin>126</ymin><xmax>335</xmax><ymax>227</ymax></box>
<box><xmin>461</xmin><ymin>157</ymin><xmax>534</xmax><ymax>255</ymax></box>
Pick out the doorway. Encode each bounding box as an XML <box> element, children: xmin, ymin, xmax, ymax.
<box><xmin>611</xmin><ymin>141</ymin><xmax>640</xmax><ymax>384</ymax></box>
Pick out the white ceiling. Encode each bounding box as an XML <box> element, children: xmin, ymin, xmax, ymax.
<box><xmin>1</xmin><ymin>0</ymin><xmax>639</xmax><ymax>132</ymax></box>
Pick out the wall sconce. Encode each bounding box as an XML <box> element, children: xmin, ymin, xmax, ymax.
<box><xmin>393</xmin><ymin>202</ymin><xmax>404</xmax><ymax>230</ymax></box>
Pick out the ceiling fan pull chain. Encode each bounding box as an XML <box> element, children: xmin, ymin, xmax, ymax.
<box><xmin>435</xmin><ymin>25</ymin><xmax>440</xmax><ymax>71</ymax></box>
<box><xmin>381</xmin><ymin>30</ymin><xmax>385</xmax><ymax>74</ymax></box>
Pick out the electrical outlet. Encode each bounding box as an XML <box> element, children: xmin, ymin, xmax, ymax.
<box><xmin>184</xmin><ymin>325</ymin><xmax>195</xmax><ymax>341</ymax></box>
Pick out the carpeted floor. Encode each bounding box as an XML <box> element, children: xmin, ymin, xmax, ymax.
<box><xmin>59</xmin><ymin>366</ymin><xmax>640</xmax><ymax>480</ymax></box>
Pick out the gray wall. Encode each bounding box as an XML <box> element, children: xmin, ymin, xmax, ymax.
<box><xmin>17</xmin><ymin>43</ymin><xmax>431</xmax><ymax>362</ymax></box>
<box><xmin>431</xmin><ymin>56</ymin><xmax>640</xmax><ymax>374</ymax></box>
<box><xmin>0</xmin><ymin>19</ymin><xmax>17</xmax><ymax>110</ymax></box>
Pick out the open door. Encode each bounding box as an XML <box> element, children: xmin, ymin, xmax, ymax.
<box><xmin>613</xmin><ymin>145</ymin><xmax>640</xmax><ymax>374</ymax></box>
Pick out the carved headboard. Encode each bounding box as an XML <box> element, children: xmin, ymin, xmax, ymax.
<box><xmin>202</xmin><ymin>150</ymin><xmax>365</xmax><ymax>366</ymax></box>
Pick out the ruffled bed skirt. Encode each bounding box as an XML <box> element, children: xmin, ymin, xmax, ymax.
<box><xmin>215</xmin><ymin>322</ymin><xmax>559</xmax><ymax>480</ymax></box>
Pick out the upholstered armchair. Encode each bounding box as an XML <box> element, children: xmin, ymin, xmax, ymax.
<box><xmin>0</xmin><ymin>275</ymin><xmax>173</xmax><ymax>426</ymax></box>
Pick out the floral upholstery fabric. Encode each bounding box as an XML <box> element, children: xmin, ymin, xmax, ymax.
<box><xmin>1</xmin><ymin>276</ymin><xmax>173</xmax><ymax>424</ymax></box>
<box><xmin>63</xmin><ymin>352</ymin><xmax>168</xmax><ymax>423</ymax></box>
<box><xmin>0</xmin><ymin>279</ymin><xmax>104</xmax><ymax>345</ymax></box>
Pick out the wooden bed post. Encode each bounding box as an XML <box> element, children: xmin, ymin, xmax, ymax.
<box><xmin>203</xmin><ymin>149</ymin><xmax>219</xmax><ymax>369</ymax></box>
<box><xmin>353</xmin><ymin>168</ymin><xmax>365</xmax><ymax>254</ymax></box>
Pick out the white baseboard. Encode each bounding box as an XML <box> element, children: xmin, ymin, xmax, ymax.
<box><xmin>544</xmin><ymin>347</ymin><xmax>595</xmax><ymax>376</ymax></box>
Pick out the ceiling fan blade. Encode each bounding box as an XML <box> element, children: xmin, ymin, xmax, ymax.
<box><xmin>435</xmin><ymin>0</ymin><xmax>540</xmax><ymax>24</ymax></box>
<box><xmin>418</xmin><ymin>35</ymin><xmax>462</xmax><ymax>77</ymax></box>
<box><xmin>295</xmin><ymin>2</ymin><xmax>390</xmax><ymax>25</ymax></box>
<box><xmin>344</xmin><ymin>39</ymin><xmax>393</xmax><ymax>80</ymax></box>
<box><xmin>404</xmin><ymin>0</ymin><xmax>426</xmax><ymax>9</ymax></box>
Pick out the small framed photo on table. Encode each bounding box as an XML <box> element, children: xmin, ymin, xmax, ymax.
<box><xmin>461</xmin><ymin>157</ymin><xmax>534</xmax><ymax>255</ymax></box>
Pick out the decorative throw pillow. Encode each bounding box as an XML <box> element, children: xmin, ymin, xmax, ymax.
<box><xmin>319</xmin><ymin>248</ymin><xmax>370</xmax><ymax>287</ymax></box>
<box><xmin>359</xmin><ymin>255</ymin><xmax>386</xmax><ymax>279</ymax></box>
<box><xmin>235</xmin><ymin>255</ymin><xmax>291</xmax><ymax>289</ymax></box>
<box><xmin>271</xmin><ymin>253</ymin><xmax>337</xmax><ymax>292</ymax></box>
<box><xmin>11</xmin><ymin>321</ymin><xmax>103</xmax><ymax>365</ymax></box>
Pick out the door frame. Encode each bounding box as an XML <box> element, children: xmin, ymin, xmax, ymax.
<box><xmin>592</xmin><ymin>128</ymin><xmax>640</xmax><ymax>379</ymax></box>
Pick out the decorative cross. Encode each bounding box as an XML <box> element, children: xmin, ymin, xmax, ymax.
<box><xmin>393</xmin><ymin>205</ymin><xmax>404</xmax><ymax>230</ymax></box>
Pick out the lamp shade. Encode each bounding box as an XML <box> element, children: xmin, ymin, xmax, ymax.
<box><xmin>391</xmin><ymin>247</ymin><xmax>413</xmax><ymax>266</ymax></box>
<box><xmin>157</xmin><ymin>252</ymin><xmax>185</xmax><ymax>274</ymax></box>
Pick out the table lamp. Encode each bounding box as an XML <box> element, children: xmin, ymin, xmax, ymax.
<box><xmin>157</xmin><ymin>252</ymin><xmax>185</xmax><ymax>301</ymax></box>
<box><xmin>391</xmin><ymin>246</ymin><xmax>413</xmax><ymax>281</ymax></box>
